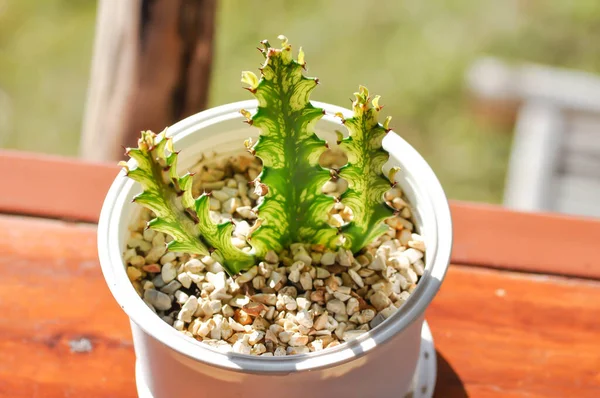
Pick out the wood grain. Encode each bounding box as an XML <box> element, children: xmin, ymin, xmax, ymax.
<box><xmin>1</xmin><ymin>214</ymin><xmax>599</xmax><ymax>397</ymax></box>
<box><xmin>0</xmin><ymin>150</ymin><xmax>118</xmax><ymax>223</ymax></box>
<box><xmin>450</xmin><ymin>201</ymin><xmax>600</xmax><ymax>279</ymax></box>
<box><xmin>80</xmin><ymin>0</ymin><xmax>216</xmax><ymax>161</ymax></box>
<box><xmin>0</xmin><ymin>215</ymin><xmax>135</xmax><ymax>398</ymax></box>
<box><xmin>430</xmin><ymin>265</ymin><xmax>600</xmax><ymax>398</ymax></box>
<box><xmin>1</xmin><ymin>152</ymin><xmax>600</xmax><ymax>279</ymax></box>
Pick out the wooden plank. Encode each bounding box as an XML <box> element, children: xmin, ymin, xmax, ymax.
<box><xmin>80</xmin><ymin>0</ymin><xmax>216</xmax><ymax>161</ymax></box>
<box><xmin>1</xmin><ymin>214</ymin><xmax>599</xmax><ymax>397</ymax></box>
<box><xmin>0</xmin><ymin>215</ymin><xmax>135</xmax><ymax>398</ymax></box>
<box><xmin>451</xmin><ymin>202</ymin><xmax>600</xmax><ymax>280</ymax></box>
<box><xmin>2</xmin><ymin>152</ymin><xmax>600</xmax><ymax>278</ymax></box>
<box><xmin>0</xmin><ymin>150</ymin><xmax>118</xmax><ymax>223</ymax></box>
<box><xmin>429</xmin><ymin>265</ymin><xmax>600</xmax><ymax>398</ymax></box>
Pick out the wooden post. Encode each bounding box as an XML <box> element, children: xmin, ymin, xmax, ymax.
<box><xmin>80</xmin><ymin>0</ymin><xmax>216</xmax><ymax>161</ymax></box>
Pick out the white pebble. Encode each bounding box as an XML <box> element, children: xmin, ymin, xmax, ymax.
<box><xmin>185</xmin><ymin>258</ymin><xmax>205</xmax><ymax>273</ymax></box>
<box><xmin>177</xmin><ymin>272</ymin><xmax>192</xmax><ymax>289</ymax></box>
<box><xmin>161</xmin><ymin>262</ymin><xmax>177</xmax><ymax>284</ymax></box>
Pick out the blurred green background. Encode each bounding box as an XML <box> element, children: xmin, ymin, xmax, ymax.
<box><xmin>1</xmin><ymin>0</ymin><xmax>599</xmax><ymax>203</ymax></box>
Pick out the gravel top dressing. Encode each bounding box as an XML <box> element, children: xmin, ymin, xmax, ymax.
<box><xmin>124</xmin><ymin>150</ymin><xmax>425</xmax><ymax>357</ymax></box>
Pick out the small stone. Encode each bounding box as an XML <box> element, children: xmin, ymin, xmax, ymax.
<box><xmin>400</xmin><ymin>268</ymin><xmax>419</xmax><ymax>284</ymax></box>
<box><xmin>178</xmin><ymin>296</ymin><xmax>198</xmax><ymax>322</ymax></box>
<box><xmin>265</xmin><ymin>250</ymin><xmax>279</xmax><ymax>264</ymax></box>
<box><xmin>236</xmin><ymin>266</ymin><xmax>258</xmax><ymax>284</ymax></box>
<box><xmin>314</xmin><ymin>312</ymin><xmax>329</xmax><ymax>330</ymax></box>
<box><xmin>326</xmin><ymin>299</ymin><xmax>346</xmax><ymax>314</ymax></box>
<box><xmin>161</xmin><ymin>262</ymin><xmax>177</xmax><ymax>284</ymax></box>
<box><xmin>293</xmin><ymin>252</ymin><xmax>313</xmax><ymax>266</ymax></box>
<box><xmin>212</xmin><ymin>190</ymin><xmax>230</xmax><ymax>202</ymax></box>
<box><xmin>392</xmin><ymin>197</ymin><xmax>407</xmax><ymax>210</ymax></box>
<box><xmin>408</xmin><ymin>234</ymin><xmax>426</xmax><ymax>252</ymax></box>
<box><xmin>288</xmin><ymin>268</ymin><xmax>301</xmax><ymax>283</ymax></box>
<box><xmin>295</xmin><ymin>309</ymin><xmax>314</xmax><ymax>328</ymax></box>
<box><xmin>274</xmin><ymin>346</ymin><xmax>287</xmax><ymax>356</ymax></box>
<box><xmin>160</xmin><ymin>280</ymin><xmax>182</xmax><ymax>295</ymax></box>
<box><xmin>288</xmin><ymin>333</ymin><xmax>309</xmax><ymax>347</ymax></box>
<box><xmin>173</xmin><ymin>320</ymin><xmax>185</xmax><ymax>331</ymax></box>
<box><xmin>234</xmin><ymin>309</ymin><xmax>252</xmax><ymax>325</ymax></box>
<box><xmin>251</xmin><ymin>293</ymin><xmax>277</xmax><ymax>306</ymax></box>
<box><xmin>129</xmin><ymin>255</ymin><xmax>145</xmax><ymax>267</ymax></box>
<box><xmin>142</xmin><ymin>264</ymin><xmax>161</xmax><ymax>273</ymax></box>
<box><xmin>177</xmin><ymin>272</ymin><xmax>193</xmax><ymax>289</ymax></box>
<box><xmin>206</xmin><ymin>271</ymin><xmax>226</xmax><ymax>291</ymax></box>
<box><xmin>368</xmin><ymin>253</ymin><xmax>386</xmax><ymax>271</ymax></box>
<box><xmin>143</xmin><ymin>289</ymin><xmax>172</xmax><ymax>311</ymax></box>
<box><xmin>232</xmin><ymin>340</ymin><xmax>252</xmax><ymax>355</ymax></box>
<box><xmin>160</xmin><ymin>252</ymin><xmax>176</xmax><ymax>265</ymax></box>
<box><xmin>308</xmin><ymin>339</ymin><xmax>324</xmax><ymax>352</ymax></box>
<box><xmin>185</xmin><ymin>258</ymin><xmax>205</xmax><ymax>273</ymax></box>
<box><xmin>174</xmin><ymin>290</ymin><xmax>189</xmax><ymax>304</ymax></box>
<box><xmin>229</xmin><ymin>295</ymin><xmax>250</xmax><ymax>308</ymax></box>
<box><xmin>299</xmin><ymin>272</ymin><xmax>313</xmax><ymax>291</ymax></box>
<box><xmin>333</xmin><ymin>292</ymin><xmax>352</xmax><ymax>302</ymax></box>
<box><xmin>342</xmin><ymin>330</ymin><xmax>366</xmax><ymax>341</ymax></box>
<box><xmin>126</xmin><ymin>266</ymin><xmax>142</xmax><ymax>281</ymax></box>
<box><xmin>222</xmin><ymin>197</ymin><xmax>241</xmax><ymax>214</ymax></box>
<box><xmin>316</xmin><ymin>267</ymin><xmax>330</xmax><ymax>279</ymax></box>
<box><xmin>348</xmin><ymin>269</ymin><xmax>364</xmax><ymax>288</ymax></box>
<box><xmin>370</xmin><ymin>291</ymin><xmax>392</xmax><ymax>311</ymax></box>
<box><xmin>209</xmin><ymin>197</ymin><xmax>221</xmax><ymax>211</ymax></box>
<box><xmin>320</xmin><ymin>252</ymin><xmax>336</xmax><ymax>266</ymax></box>
<box><xmin>287</xmin><ymin>346</ymin><xmax>310</xmax><ymax>355</ymax></box>
<box><xmin>235</xmin><ymin>206</ymin><xmax>256</xmax><ymax>219</ymax></box>
<box><xmin>336</xmin><ymin>249</ymin><xmax>352</xmax><ymax>267</ymax></box>
<box><xmin>346</xmin><ymin>297</ymin><xmax>360</xmax><ymax>316</ymax></box>
<box><xmin>243</xmin><ymin>302</ymin><xmax>266</xmax><ymax>317</ymax></box>
<box><xmin>412</xmin><ymin>260</ymin><xmax>425</xmax><ymax>276</ymax></box>
<box><xmin>152</xmin><ymin>274</ymin><xmax>166</xmax><ymax>288</ymax></box>
<box><xmin>252</xmin><ymin>275</ymin><xmax>266</xmax><ymax>290</ymax></box>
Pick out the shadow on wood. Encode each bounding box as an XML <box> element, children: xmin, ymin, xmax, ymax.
<box><xmin>434</xmin><ymin>351</ymin><xmax>468</xmax><ymax>397</ymax></box>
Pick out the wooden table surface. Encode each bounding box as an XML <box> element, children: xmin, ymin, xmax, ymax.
<box><xmin>1</xmin><ymin>151</ymin><xmax>599</xmax><ymax>398</ymax></box>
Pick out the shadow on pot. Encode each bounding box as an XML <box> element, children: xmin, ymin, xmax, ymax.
<box><xmin>434</xmin><ymin>351</ymin><xmax>468</xmax><ymax>397</ymax></box>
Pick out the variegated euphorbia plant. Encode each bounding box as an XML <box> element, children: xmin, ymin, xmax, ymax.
<box><xmin>122</xmin><ymin>36</ymin><xmax>396</xmax><ymax>275</ymax></box>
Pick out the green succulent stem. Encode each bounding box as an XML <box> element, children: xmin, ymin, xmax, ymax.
<box><xmin>123</xmin><ymin>130</ymin><xmax>255</xmax><ymax>275</ymax></box>
<box><xmin>241</xmin><ymin>36</ymin><xmax>338</xmax><ymax>255</ymax></box>
<box><xmin>337</xmin><ymin>86</ymin><xmax>395</xmax><ymax>252</ymax></box>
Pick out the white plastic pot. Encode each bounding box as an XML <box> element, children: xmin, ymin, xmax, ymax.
<box><xmin>98</xmin><ymin>100</ymin><xmax>452</xmax><ymax>398</ymax></box>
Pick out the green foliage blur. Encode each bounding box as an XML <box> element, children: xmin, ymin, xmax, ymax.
<box><xmin>1</xmin><ymin>0</ymin><xmax>600</xmax><ymax>203</ymax></box>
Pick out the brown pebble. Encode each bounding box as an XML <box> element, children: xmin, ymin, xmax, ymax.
<box><xmin>326</xmin><ymin>264</ymin><xmax>345</xmax><ymax>275</ymax></box>
<box><xmin>243</xmin><ymin>302</ymin><xmax>266</xmax><ymax>317</ymax></box>
<box><xmin>234</xmin><ymin>309</ymin><xmax>253</xmax><ymax>325</ymax></box>
<box><xmin>310</xmin><ymin>289</ymin><xmax>326</xmax><ymax>304</ymax></box>
<box><xmin>142</xmin><ymin>264</ymin><xmax>161</xmax><ymax>273</ymax></box>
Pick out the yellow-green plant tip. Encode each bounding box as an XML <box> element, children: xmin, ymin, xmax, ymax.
<box><xmin>298</xmin><ymin>47</ymin><xmax>305</xmax><ymax>65</ymax></box>
<box><xmin>241</xmin><ymin>71</ymin><xmax>259</xmax><ymax>89</ymax></box>
<box><xmin>383</xmin><ymin>116</ymin><xmax>392</xmax><ymax>130</ymax></box>
<box><xmin>388</xmin><ymin>167</ymin><xmax>401</xmax><ymax>183</ymax></box>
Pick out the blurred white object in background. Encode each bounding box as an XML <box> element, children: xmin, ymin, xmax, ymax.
<box><xmin>468</xmin><ymin>57</ymin><xmax>600</xmax><ymax>218</ymax></box>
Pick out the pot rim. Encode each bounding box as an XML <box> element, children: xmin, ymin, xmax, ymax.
<box><xmin>97</xmin><ymin>100</ymin><xmax>452</xmax><ymax>373</ymax></box>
